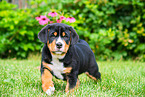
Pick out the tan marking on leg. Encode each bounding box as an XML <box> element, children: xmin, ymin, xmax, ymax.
<box><xmin>65</xmin><ymin>79</ymin><xmax>80</xmax><ymax>93</ymax></box>
<box><xmin>41</xmin><ymin>69</ymin><xmax>54</xmax><ymax>92</ymax></box>
<box><xmin>69</xmin><ymin>79</ymin><xmax>80</xmax><ymax>93</ymax></box>
<box><xmin>63</xmin><ymin>67</ymin><xmax>72</xmax><ymax>74</ymax></box>
<box><xmin>76</xmin><ymin>79</ymin><xmax>80</xmax><ymax>88</ymax></box>
<box><xmin>42</xmin><ymin>61</ymin><xmax>52</xmax><ymax>71</ymax></box>
<box><xmin>65</xmin><ymin>78</ymin><xmax>69</xmax><ymax>93</ymax></box>
<box><xmin>85</xmin><ymin>72</ymin><xmax>97</xmax><ymax>81</ymax></box>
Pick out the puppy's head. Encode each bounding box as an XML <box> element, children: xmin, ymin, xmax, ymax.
<box><xmin>38</xmin><ymin>23</ymin><xmax>79</xmax><ymax>55</ymax></box>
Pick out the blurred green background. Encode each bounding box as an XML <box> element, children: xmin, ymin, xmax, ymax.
<box><xmin>0</xmin><ymin>0</ymin><xmax>145</xmax><ymax>61</ymax></box>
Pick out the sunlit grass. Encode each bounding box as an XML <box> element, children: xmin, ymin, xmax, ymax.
<box><xmin>0</xmin><ymin>59</ymin><xmax>145</xmax><ymax>96</ymax></box>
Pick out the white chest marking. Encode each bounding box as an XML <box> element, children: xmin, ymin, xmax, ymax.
<box><xmin>48</xmin><ymin>55</ymin><xmax>65</xmax><ymax>79</ymax></box>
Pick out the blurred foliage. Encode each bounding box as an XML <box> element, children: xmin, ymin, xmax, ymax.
<box><xmin>0</xmin><ymin>1</ymin><xmax>42</xmax><ymax>58</ymax></box>
<box><xmin>0</xmin><ymin>0</ymin><xmax>145</xmax><ymax>61</ymax></box>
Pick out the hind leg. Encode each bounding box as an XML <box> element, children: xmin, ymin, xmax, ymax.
<box><xmin>85</xmin><ymin>72</ymin><xmax>97</xmax><ymax>81</ymax></box>
<box><xmin>86</xmin><ymin>65</ymin><xmax>101</xmax><ymax>81</ymax></box>
<box><xmin>86</xmin><ymin>71</ymin><xmax>101</xmax><ymax>81</ymax></box>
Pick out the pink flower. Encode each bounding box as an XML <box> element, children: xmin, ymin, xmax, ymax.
<box><xmin>35</xmin><ymin>16</ymin><xmax>41</xmax><ymax>21</ymax></box>
<box><xmin>66</xmin><ymin>17</ymin><xmax>76</xmax><ymax>23</ymax></box>
<box><xmin>49</xmin><ymin>21</ymin><xmax>53</xmax><ymax>23</ymax></box>
<box><xmin>56</xmin><ymin>19</ymin><xmax>62</xmax><ymax>23</ymax></box>
<box><xmin>38</xmin><ymin>15</ymin><xmax>50</xmax><ymax>25</ymax></box>
<box><xmin>60</xmin><ymin>16</ymin><xmax>66</xmax><ymax>20</ymax></box>
<box><xmin>48</xmin><ymin>12</ymin><xmax>58</xmax><ymax>17</ymax></box>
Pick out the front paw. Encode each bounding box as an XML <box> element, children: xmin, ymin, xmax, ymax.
<box><xmin>45</xmin><ymin>86</ymin><xmax>55</xmax><ymax>95</ymax></box>
<box><xmin>42</xmin><ymin>82</ymin><xmax>55</xmax><ymax>95</ymax></box>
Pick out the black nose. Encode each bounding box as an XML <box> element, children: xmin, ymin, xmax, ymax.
<box><xmin>56</xmin><ymin>42</ymin><xmax>62</xmax><ymax>49</ymax></box>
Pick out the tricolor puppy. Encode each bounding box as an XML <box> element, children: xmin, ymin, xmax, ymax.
<box><xmin>38</xmin><ymin>23</ymin><xmax>101</xmax><ymax>95</ymax></box>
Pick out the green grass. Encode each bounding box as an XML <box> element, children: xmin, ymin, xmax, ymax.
<box><xmin>0</xmin><ymin>58</ymin><xmax>145</xmax><ymax>96</ymax></box>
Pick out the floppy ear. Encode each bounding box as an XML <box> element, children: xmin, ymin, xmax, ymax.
<box><xmin>69</xmin><ymin>26</ymin><xmax>79</xmax><ymax>45</ymax></box>
<box><xmin>38</xmin><ymin>24</ymin><xmax>51</xmax><ymax>43</ymax></box>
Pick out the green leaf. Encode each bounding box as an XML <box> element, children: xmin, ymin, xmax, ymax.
<box><xmin>19</xmin><ymin>31</ymin><xmax>27</xmax><ymax>36</ymax></box>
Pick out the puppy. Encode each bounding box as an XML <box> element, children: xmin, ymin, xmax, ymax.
<box><xmin>38</xmin><ymin>23</ymin><xmax>101</xmax><ymax>95</ymax></box>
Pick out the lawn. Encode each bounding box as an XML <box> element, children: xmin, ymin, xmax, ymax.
<box><xmin>0</xmin><ymin>58</ymin><xmax>145</xmax><ymax>96</ymax></box>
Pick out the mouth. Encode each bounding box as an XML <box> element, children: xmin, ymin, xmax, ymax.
<box><xmin>51</xmin><ymin>51</ymin><xmax>65</xmax><ymax>55</ymax></box>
